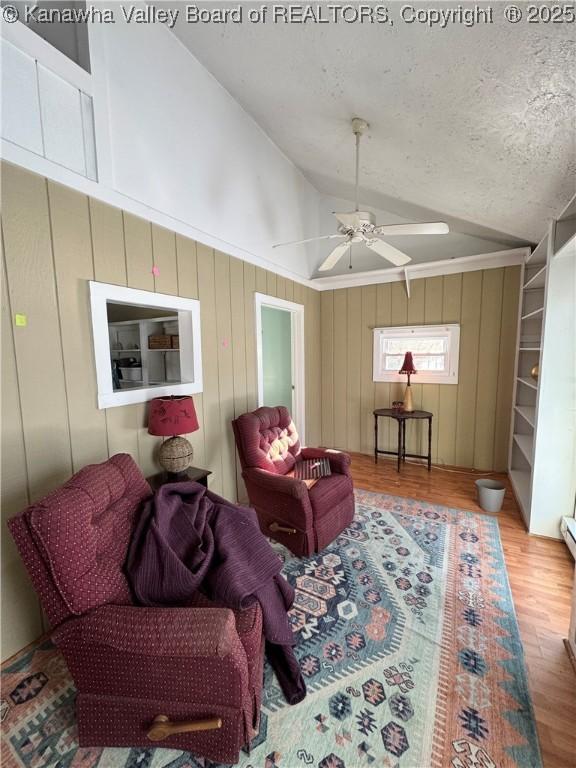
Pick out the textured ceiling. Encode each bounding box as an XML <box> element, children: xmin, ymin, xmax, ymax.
<box><xmin>171</xmin><ymin>5</ymin><xmax>574</xmax><ymax>266</ymax></box>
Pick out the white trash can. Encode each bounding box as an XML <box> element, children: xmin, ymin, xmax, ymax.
<box><xmin>475</xmin><ymin>479</ymin><xmax>506</xmax><ymax>513</ymax></box>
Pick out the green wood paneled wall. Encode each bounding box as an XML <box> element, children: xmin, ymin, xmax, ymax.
<box><xmin>320</xmin><ymin>269</ymin><xmax>521</xmax><ymax>471</ymax></box>
<box><xmin>0</xmin><ymin>162</ymin><xmax>321</xmax><ymax>660</ymax></box>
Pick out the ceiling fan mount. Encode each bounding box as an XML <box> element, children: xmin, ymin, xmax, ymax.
<box><xmin>273</xmin><ymin>117</ymin><xmax>449</xmax><ymax>272</ymax></box>
<box><xmin>351</xmin><ymin>117</ymin><xmax>369</xmax><ymax>136</ymax></box>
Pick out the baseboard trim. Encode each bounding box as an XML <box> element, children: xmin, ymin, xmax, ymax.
<box><xmin>564</xmin><ymin>638</ymin><xmax>576</xmax><ymax>675</ymax></box>
<box><xmin>347</xmin><ymin>451</ymin><xmax>506</xmax><ymax>476</ymax></box>
<box><xmin>1</xmin><ymin>630</ymin><xmax>51</xmax><ymax>667</ymax></box>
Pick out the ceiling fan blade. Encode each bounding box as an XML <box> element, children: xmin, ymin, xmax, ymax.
<box><xmin>273</xmin><ymin>233</ymin><xmax>346</xmax><ymax>249</ymax></box>
<box><xmin>318</xmin><ymin>240</ymin><xmax>351</xmax><ymax>272</ymax></box>
<box><xmin>373</xmin><ymin>222</ymin><xmax>449</xmax><ymax>236</ymax></box>
<box><xmin>365</xmin><ymin>238</ymin><xmax>411</xmax><ymax>266</ymax></box>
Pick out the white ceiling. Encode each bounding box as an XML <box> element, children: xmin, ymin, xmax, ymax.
<box><xmin>170</xmin><ymin>7</ymin><xmax>575</xmax><ymax>274</ymax></box>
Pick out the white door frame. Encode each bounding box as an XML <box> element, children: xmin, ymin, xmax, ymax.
<box><xmin>255</xmin><ymin>292</ymin><xmax>306</xmax><ymax>444</ymax></box>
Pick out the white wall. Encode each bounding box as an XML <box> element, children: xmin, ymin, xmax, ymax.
<box><xmin>531</xmin><ymin>239</ymin><xmax>576</xmax><ymax>538</ymax></box>
<box><xmin>88</xmin><ymin>7</ymin><xmax>320</xmax><ymax>281</ymax></box>
<box><xmin>1</xmin><ymin>9</ymin><xmax>321</xmax><ymax>282</ymax></box>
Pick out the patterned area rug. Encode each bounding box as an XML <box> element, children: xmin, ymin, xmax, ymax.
<box><xmin>1</xmin><ymin>491</ymin><xmax>542</xmax><ymax>768</ymax></box>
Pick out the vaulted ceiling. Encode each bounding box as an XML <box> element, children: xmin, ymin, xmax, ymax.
<box><xmin>171</xmin><ymin>8</ymin><xmax>574</xmax><ymax>275</ymax></box>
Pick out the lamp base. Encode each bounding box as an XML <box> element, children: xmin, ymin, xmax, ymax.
<box><xmin>158</xmin><ymin>436</ymin><xmax>194</xmax><ymax>474</ymax></box>
<box><xmin>403</xmin><ymin>384</ymin><xmax>414</xmax><ymax>412</ymax></box>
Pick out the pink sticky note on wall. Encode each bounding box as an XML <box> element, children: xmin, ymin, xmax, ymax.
<box><xmin>222</xmin><ymin>339</ymin><xmax>229</xmax><ymax>348</ymax></box>
<box><xmin>152</xmin><ymin>265</ymin><xmax>160</xmax><ymax>276</ymax></box>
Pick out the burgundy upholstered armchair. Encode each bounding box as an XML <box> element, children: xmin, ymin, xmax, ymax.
<box><xmin>232</xmin><ymin>406</ymin><xmax>355</xmax><ymax>557</ymax></box>
<box><xmin>7</xmin><ymin>454</ymin><xmax>264</xmax><ymax>764</ymax></box>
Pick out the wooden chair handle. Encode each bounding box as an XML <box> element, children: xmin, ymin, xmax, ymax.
<box><xmin>147</xmin><ymin>714</ymin><xmax>222</xmax><ymax>741</ymax></box>
<box><xmin>269</xmin><ymin>521</ymin><xmax>297</xmax><ymax>535</ymax></box>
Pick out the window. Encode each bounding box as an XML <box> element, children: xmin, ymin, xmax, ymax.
<box><xmin>10</xmin><ymin>1</ymin><xmax>91</xmax><ymax>72</ymax></box>
<box><xmin>373</xmin><ymin>325</ymin><xmax>460</xmax><ymax>384</ymax></box>
<box><xmin>90</xmin><ymin>282</ymin><xmax>203</xmax><ymax>408</ymax></box>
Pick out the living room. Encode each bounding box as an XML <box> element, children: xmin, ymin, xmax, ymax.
<box><xmin>1</xmin><ymin>4</ymin><xmax>575</xmax><ymax>767</ymax></box>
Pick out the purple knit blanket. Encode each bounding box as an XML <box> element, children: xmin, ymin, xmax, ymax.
<box><xmin>125</xmin><ymin>482</ymin><xmax>305</xmax><ymax>704</ymax></box>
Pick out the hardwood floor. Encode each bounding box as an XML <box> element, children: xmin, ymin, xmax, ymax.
<box><xmin>349</xmin><ymin>452</ymin><xmax>576</xmax><ymax>768</ymax></box>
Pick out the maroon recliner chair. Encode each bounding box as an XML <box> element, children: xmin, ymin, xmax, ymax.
<box><xmin>232</xmin><ymin>406</ymin><xmax>355</xmax><ymax>557</ymax></box>
<box><xmin>7</xmin><ymin>453</ymin><xmax>264</xmax><ymax>764</ymax></box>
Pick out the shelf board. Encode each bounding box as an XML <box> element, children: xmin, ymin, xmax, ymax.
<box><xmin>521</xmin><ymin>306</ymin><xmax>544</xmax><ymax>321</ymax></box>
<box><xmin>149</xmin><ymin>380</ymin><xmax>182</xmax><ymax>385</ymax></box>
<box><xmin>111</xmin><ymin>349</ymin><xmax>141</xmax><ymax>353</ymax></box>
<box><xmin>514</xmin><ymin>433</ymin><xmax>534</xmax><ymax>464</ymax></box>
<box><xmin>523</xmin><ymin>265</ymin><xmax>547</xmax><ymax>290</ymax></box>
<box><xmin>514</xmin><ymin>405</ymin><xmax>536</xmax><ymax>427</ymax></box>
<box><xmin>109</xmin><ymin>316</ymin><xmax>177</xmax><ymax>326</ymax></box>
<box><xmin>147</xmin><ymin>348</ymin><xmax>179</xmax><ymax>352</ymax></box>
<box><xmin>526</xmin><ymin>237</ymin><xmax>548</xmax><ymax>265</ymax></box>
<box><xmin>517</xmin><ymin>377</ymin><xmax>538</xmax><ymax>391</ymax></box>
<box><xmin>509</xmin><ymin>468</ymin><xmax>531</xmax><ymax>524</ymax></box>
<box><xmin>518</xmin><ymin>347</ymin><xmax>540</xmax><ymax>352</ymax></box>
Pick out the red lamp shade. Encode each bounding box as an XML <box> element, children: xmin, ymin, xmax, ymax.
<box><xmin>148</xmin><ymin>396</ymin><xmax>199</xmax><ymax>437</ymax></box>
<box><xmin>399</xmin><ymin>352</ymin><xmax>417</xmax><ymax>375</ymax></box>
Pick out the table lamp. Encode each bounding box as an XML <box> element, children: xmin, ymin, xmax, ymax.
<box><xmin>148</xmin><ymin>395</ymin><xmax>199</xmax><ymax>475</ymax></box>
<box><xmin>399</xmin><ymin>352</ymin><xmax>417</xmax><ymax>413</ymax></box>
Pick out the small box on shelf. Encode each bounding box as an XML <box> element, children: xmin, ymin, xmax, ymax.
<box><xmin>148</xmin><ymin>334</ymin><xmax>172</xmax><ymax>350</ymax></box>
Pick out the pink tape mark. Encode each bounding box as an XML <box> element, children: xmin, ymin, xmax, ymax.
<box><xmin>152</xmin><ymin>265</ymin><xmax>160</xmax><ymax>276</ymax></box>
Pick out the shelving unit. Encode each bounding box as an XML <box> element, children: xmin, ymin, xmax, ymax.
<box><xmin>514</xmin><ymin>405</ymin><xmax>536</xmax><ymax>427</ymax></box>
<box><xmin>517</xmin><ymin>376</ymin><xmax>537</xmax><ymax>391</ymax></box>
<box><xmin>509</xmin><ymin>468</ymin><xmax>531</xmax><ymax>515</ymax></box>
<box><xmin>508</xmin><ymin>194</ymin><xmax>576</xmax><ymax>537</ymax></box>
<box><xmin>520</xmin><ymin>306</ymin><xmax>544</xmax><ymax>321</ymax></box>
<box><xmin>523</xmin><ymin>265</ymin><xmax>547</xmax><ymax>290</ymax></box>
<box><xmin>508</xmin><ymin>228</ymin><xmax>548</xmax><ymax>527</ymax></box>
<box><xmin>108</xmin><ymin>315</ymin><xmax>181</xmax><ymax>391</ymax></box>
<box><xmin>513</xmin><ymin>433</ymin><xmax>534</xmax><ymax>464</ymax></box>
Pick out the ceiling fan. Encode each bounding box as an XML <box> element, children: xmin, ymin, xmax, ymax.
<box><xmin>273</xmin><ymin>117</ymin><xmax>449</xmax><ymax>272</ymax></box>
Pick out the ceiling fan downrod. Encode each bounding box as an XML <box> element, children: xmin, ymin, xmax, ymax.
<box><xmin>351</xmin><ymin>117</ymin><xmax>368</xmax><ymax>214</ymax></box>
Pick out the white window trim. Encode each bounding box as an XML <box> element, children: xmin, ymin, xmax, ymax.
<box><xmin>255</xmin><ymin>293</ymin><xmax>306</xmax><ymax>445</ymax></box>
<box><xmin>89</xmin><ymin>281</ymin><xmax>203</xmax><ymax>409</ymax></box>
<box><xmin>373</xmin><ymin>324</ymin><xmax>460</xmax><ymax>385</ymax></box>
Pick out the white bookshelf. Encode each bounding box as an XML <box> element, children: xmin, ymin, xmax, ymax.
<box><xmin>514</xmin><ymin>405</ymin><xmax>536</xmax><ymax>428</ymax></box>
<box><xmin>508</xmin><ymin>233</ymin><xmax>548</xmax><ymax>527</ymax></box>
<box><xmin>509</xmin><ymin>195</ymin><xmax>576</xmax><ymax>537</ymax></box>
<box><xmin>108</xmin><ymin>316</ymin><xmax>181</xmax><ymax>391</ymax></box>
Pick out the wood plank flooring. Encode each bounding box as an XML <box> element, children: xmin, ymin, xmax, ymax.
<box><xmin>349</xmin><ymin>452</ymin><xmax>576</xmax><ymax>768</ymax></box>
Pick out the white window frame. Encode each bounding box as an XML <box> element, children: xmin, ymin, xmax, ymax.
<box><xmin>89</xmin><ymin>281</ymin><xmax>203</xmax><ymax>409</ymax></box>
<box><xmin>373</xmin><ymin>324</ymin><xmax>460</xmax><ymax>385</ymax></box>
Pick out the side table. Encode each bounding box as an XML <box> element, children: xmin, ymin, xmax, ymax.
<box><xmin>147</xmin><ymin>465</ymin><xmax>212</xmax><ymax>492</ymax></box>
<box><xmin>373</xmin><ymin>409</ymin><xmax>433</xmax><ymax>472</ymax></box>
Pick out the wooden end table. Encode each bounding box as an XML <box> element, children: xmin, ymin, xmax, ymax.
<box><xmin>147</xmin><ymin>466</ymin><xmax>212</xmax><ymax>491</ymax></box>
<box><xmin>374</xmin><ymin>409</ymin><xmax>433</xmax><ymax>472</ymax></box>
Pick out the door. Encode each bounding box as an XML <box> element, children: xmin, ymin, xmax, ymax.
<box><xmin>261</xmin><ymin>305</ymin><xmax>293</xmax><ymax>411</ymax></box>
<box><xmin>256</xmin><ymin>293</ymin><xmax>305</xmax><ymax>441</ymax></box>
